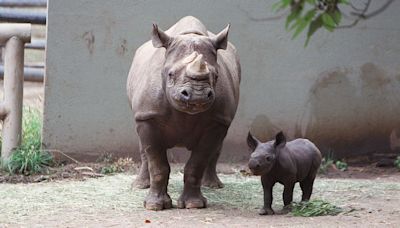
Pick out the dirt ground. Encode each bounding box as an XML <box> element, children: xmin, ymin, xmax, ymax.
<box><xmin>0</xmin><ymin>164</ymin><xmax>400</xmax><ymax>227</ymax></box>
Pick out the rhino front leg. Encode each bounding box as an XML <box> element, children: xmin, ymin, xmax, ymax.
<box><xmin>137</xmin><ymin>122</ymin><xmax>172</xmax><ymax>211</ymax></box>
<box><xmin>132</xmin><ymin>142</ymin><xmax>150</xmax><ymax>189</ymax></box>
<box><xmin>202</xmin><ymin>145</ymin><xmax>224</xmax><ymax>188</ymax></box>
<box><xmin>178</xmin><ymin>125</ymin><xmax>228</xmax><ymax>209</ymax></box>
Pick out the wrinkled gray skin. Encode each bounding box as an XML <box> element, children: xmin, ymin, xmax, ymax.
<box><xmin>127</xmin><ymin>16</ymin><xmax>240</xmax><ymax>210</ymax></box>
<box><xmin>247</xmin><ymin>132</ymin><xmax>322</xmax><ymax>215</ymax></box>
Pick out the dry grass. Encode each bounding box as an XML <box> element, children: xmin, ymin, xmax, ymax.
<box><xmin>1</xmin><ymin>172</ymin><xmax>400</xmax><ymax>226</ymax></box>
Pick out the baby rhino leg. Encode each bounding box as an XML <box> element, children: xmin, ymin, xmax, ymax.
<box><xmin>300</xmin><ymin>173</ymin><xmax>317</xmax><ymax>201</ymax></box>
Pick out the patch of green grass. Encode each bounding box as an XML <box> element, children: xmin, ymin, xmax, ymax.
<box><xmin>1</xmin><ymin>107</ymin><xmax>54</xmax><ymax>175</ymax></box>
<box><xmin>100</xmin><ymin>158</ymin><xmax>133</xmax><ymax>175</ymax></box>
<box><xmin>335</xmin><ymin>160</ymin><xmax>348</xmax><ymax>171</ymax></box>
<box><xmin>319</xmin><ymin>157</ymin><xmax>334</xmax><ymax>174</ymax></box>
<box><xmin>395</xmin><ymin>156</ymin><xmax>400</xmax><ymax>170</ymax></box>
<box><xmin>7</xmin><ymin>146</ymin><xmax>53</xmax><ymax>175</ymax></box>
<box><xmin>291</xmin><ymin>199</ymin><xmax>342</xmax><ymax>217</ymax></box>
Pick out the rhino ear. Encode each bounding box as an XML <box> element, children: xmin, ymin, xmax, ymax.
<box><xmin>211</xmin><ymin>24</ymin><xmax>230</xmax><ymax>50</ymax></box>
<box><xmin>274</xmin><ymin>131</ymin><xmax>286</xmax><ymax>149</ymax></box>
<box><xmin>247</xmin><ymin>131</ymin><xmax>259</xmax><ymax>151</ymax></box>
<box><xmin>151</xmin><ymin>24</ymin><xmax>171</xmax><ymax>48</ymax></box>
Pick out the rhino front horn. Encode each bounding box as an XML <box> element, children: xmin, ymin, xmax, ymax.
<box><xmin>187</xmin><ymin>53</ymin><xmax>209</xmax><ymax>74</ymax></box>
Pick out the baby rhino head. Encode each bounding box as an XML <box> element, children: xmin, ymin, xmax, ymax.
<box><xmin>247</xmin><ymin>131</ymin><xmax>286</xmax><ymax>175</ymax></box>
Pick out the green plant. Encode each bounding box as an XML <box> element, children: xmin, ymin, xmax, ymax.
<box><xmin>273</xmin><ymin>0</ymin><xmax>349</xmax><ymax>45</ymax></box>
<box><xmin>335</xmin><ymin>160</ymin><xmax>348</xmax><ymax>171</ymax></box>
<box><xmin>319</xmin><ymin>155</ymin><xmax>334</xmax><ymax>174</ymax></box>
<box><xmin>1</xmin><ymin>107</ymin><xmax>53</xmax><ymax>175</ymax></box>
<box><xmin>395</xmin><ymin>156</ymin><xmax>400</xmax><ymax>170</ymax></box>
<box><xmin>291</xmin><ymin>199</ymin><xmax>342</xmax><ymax>217</ymax></box>
<box><xmin>7</xmin><ymin>146</ymin><xmax>53</xmax><ymax>175</ymax></box>
<box><xmin>100</xmin><ymin>158</ymin><xmax>133</xmax><ymax>174</ymax></box>
<box><xmin>273</xmin><ymin>0</ymin><xmax>394</xmax><ymax>46</ymax></box>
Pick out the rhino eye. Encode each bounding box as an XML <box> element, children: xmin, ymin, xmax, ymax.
<box><xmin>266</xmin><ymin>156</ymin><xmax>272</xmax><ymax>162</ymax></box>
<box><xmin>168</xmin><ymin>72</ymin><xmax>174</xmax><ymax>77</ymax></box>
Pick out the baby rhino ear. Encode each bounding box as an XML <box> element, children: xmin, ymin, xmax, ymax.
<box><xmin>247</xmin><ymin>131</ymin><xmax>259</xmax><ymax>151</ymax></box>
<box><xmin>274</xmin><ymin>131</ymin><xmax>286</xmax><ymax>149</ymax></box>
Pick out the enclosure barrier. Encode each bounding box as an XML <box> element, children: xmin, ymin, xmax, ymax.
<box><xmin>0</xmin><ymin>0</ymin><xmax>47</xmax><ymax>7</ymax></box>
<box><xmin>0</xmin><ymin>9</ymin><xmax>46</xmax><ymax>24</ymax></box>
<box><xmin>0</xmin><ymin>23</ymin><xmax>31</xmax><ymax>160</ymax></box>
<box><xmin>0</xmin><ymin>65</ymin><xmax>44</xmax><ymax>82</ymax></box>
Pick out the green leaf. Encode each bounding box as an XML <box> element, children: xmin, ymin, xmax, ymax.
<box><xmin>272</xmin><ymin>0</ymin><xmax>292</xmax><ymax>11</ymax></box>
<box><xmin>322</xmin><ymin>13</ymin><xmax>336</xmax><ymax>27</ymax></box>
<box><xmin>285</xmin><ymin>9</ymin><xmax>301</xmax><ymax>29</ymax></box>
<box><xmin>329</xmin><ymin>9</ymin><xmax>342</xmax><ymax>25</ymax></box>
<box><xmin>291</xmin><ymin>8</ymin><xmax>316</xmax><ymax>39</ymax></box>
<box><xmin>292</xmin><ymin>20</ymin><xmax>308</xmax><ymax>39</ymax></box>
<box><xmin>305</xmin><ymin>15</ymin><xmax>323</xmax><ymax>46</ymax></box>
<box><xmin>303</xmin><ymin>8</ymin><xmax>317</xmax><ymax>22</ymax></box>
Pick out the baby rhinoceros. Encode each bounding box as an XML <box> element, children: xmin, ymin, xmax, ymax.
<box><xmin>247</xmin><ymin>131</ymin><xmax>322</xmax><ymax>215</ymax></box>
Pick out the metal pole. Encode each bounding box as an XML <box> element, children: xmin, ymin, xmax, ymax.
<box><xmin>0</xmin><ymin>23</ymin><xmax>31</xmax><ymax>160</ymax></box>
<box><xmin>0</xmin><ymin>65</ymin><xmax>44</xmax><ymax>82</ymax></box>
<box><xmin>25</xmin><ymin>39</ymin><xmax>45</xmax><ymax>50</ymax></box>
<box><xmin>0</xmin><ymin>0</ymin><xmax>47</xmax><ymax>7</ymax></box>
<box><xmin>0</xmin><ymin>9</ymin><xmax>46</xmax><ymax>25</ymax></box>
<box><xmin>1</xmin><ymin>37</ymin><xmax>24</xmax><ymax>159</ymax></box>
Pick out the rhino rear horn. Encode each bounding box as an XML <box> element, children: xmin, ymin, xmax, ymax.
<box><xmin>151</xmin><ymin>24</ymin><xmax>171</xmax><ymax>48</ymax></box>
<box><xmin>211</xmin><ymin>24</ymin><xmax>230</xmax><ymax>50</ymax></box>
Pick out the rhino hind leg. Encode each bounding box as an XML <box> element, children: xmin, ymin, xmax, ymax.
<box><xmin>300</xmin><ymin>172</ymin><xmax>317</xmax><ymax>201</ymax></box>
<box><xmin>132</xmin><ymin>146</ymin><xmax>150</xmax><ymax>189</ymax></box>
<box><xmin>202</xmin><ymin>146</ymin><xmax>224</xmax><ymax>188</ymax></box>
<box><xmin>133</xmin><ymin>161</ymin><xmax>150</xmax><ymax>189</ymax></box>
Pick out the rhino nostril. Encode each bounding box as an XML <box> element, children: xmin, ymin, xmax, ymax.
<box><xmin>181</xmin><ymin>90</ymin><xmax>189</xmax><ymax>98</ymax></box>
<box><xmin>207</xmin><ymin>91</ymin><xmax>213</xmax><ymax>99</ymax></box>
<box><xmin>249</xmin><ymin>160</ymin><xmax>260</xmax><ymax>170</ymax></box>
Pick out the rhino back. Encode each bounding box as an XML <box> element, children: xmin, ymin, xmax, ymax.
<box><xmin>278</xmin><ymin>139</ymin><xmax>322</xmax><ymax>181</ymax></box>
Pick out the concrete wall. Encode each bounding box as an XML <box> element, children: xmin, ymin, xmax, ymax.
<box><xmin>43</xmin><ymin>0</ymin><xmax>400</xmax><ymax>162</ymax></box>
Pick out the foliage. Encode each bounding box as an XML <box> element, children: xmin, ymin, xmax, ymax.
<box><xmin>291</xmin><ymin>199</ymin><xmax>342</xmax><ymax>217</ymax></box>
<box><xmin>273</xmin><ymin>0</ymin><xmax>349</xmax><ymax>46</ymax></box>
<box><xmin>1</xmin><ymin>107</ymin><xmax>54</xmax><ymax>175</ymax></box>
<box><xmin>101</xmin><ymin>158</ymin><xmax>133</xmax><ymax>174</ymax></box>
<box><xmin>335</xmin><ymin>160</ymin><xmax>348</xmax><ymax>171</ymax></box>
<box><xmin>395</xmin><ymin>156</ymin><xmax>400</xmax><ymax>170</ymax></box>
<box><xmin>319</xmin><ymin>154</ymin><xmax>334</xmax><ymax>174</ymax></box>
<box><xmin>7</xmin><ymin>146</ymin><xmax>53</xmax><ymax>175</ymax></box>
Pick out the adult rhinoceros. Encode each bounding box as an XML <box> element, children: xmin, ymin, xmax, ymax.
<box><xmin>127</xmin><ymin>16</ymin><xmax>240</xmax><ymax>210</ymax></box>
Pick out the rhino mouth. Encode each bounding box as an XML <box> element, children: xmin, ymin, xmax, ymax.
<box><xmin>173</xmin><ymin>99</ymin><xmax>213</xmax><ymax>114</ymax></box>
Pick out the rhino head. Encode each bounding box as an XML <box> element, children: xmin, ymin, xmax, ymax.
<box><xmin>151</xmin><ymin>23</ymin><xmax>230</xmax><ymax>114</ymax></box>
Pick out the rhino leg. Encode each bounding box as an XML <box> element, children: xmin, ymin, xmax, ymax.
<box><xmin>178</xmin><ymin>125</ymin><xmax>227</xmax><ymax>209</ymax></box>
<box><xmin>132</xmin><ymin>145</ymin><xmax>150</xmax><ymax>189</ymax></box>
<box><xmin>300</xmin><ymin>172</ymin><xmax>317</xmax><ymax>201</ymax></box>
<box><xmin>137</xmin><ymin>122</ymin><xmax>172</xmax><ymax>211</ymax></box>
<box><xmin>202</xmin><ymin>146</ymin><xmax>224</xmax><ymax>188</ymax></box>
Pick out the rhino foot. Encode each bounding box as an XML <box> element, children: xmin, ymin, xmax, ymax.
<box><xmin>259</xmin><ymin>207</ymin><xmax>275</xmax><ymax>215</ymax></box>
<box><xmin>202</xmin><ymin>173</ymin><xmax>224</xmax><ymax>189</ymax></box>
<box><xmin>144</xmin><ymin>192</ymin><xmax>172</xmax><ymax>211</ymax></box>
<box><xmin>177</xmin><ymin>193</ymin><xmax>207</xmax><ymax>209</ymax></box>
